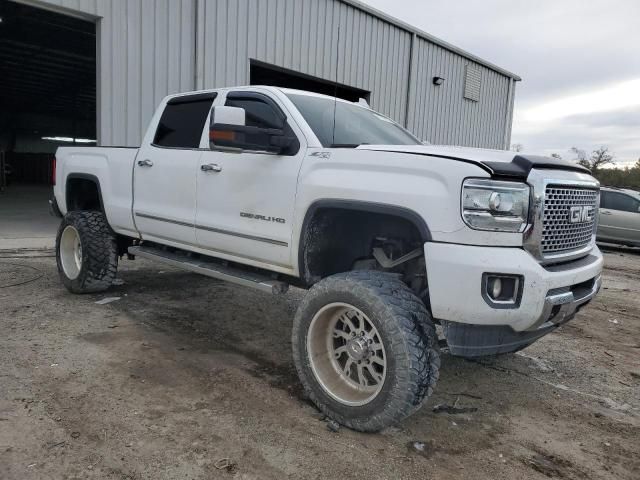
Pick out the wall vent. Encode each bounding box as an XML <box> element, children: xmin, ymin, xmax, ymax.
<box><xmin>464</xmin><ymin>64</ymin><xmax>481</xmax><ymax>102</ymax></box>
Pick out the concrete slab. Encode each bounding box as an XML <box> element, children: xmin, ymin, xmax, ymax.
<box><xmin>0</xmin><ymin>184</ymin><xmax>59</xmax><ymax>250</ymax></box>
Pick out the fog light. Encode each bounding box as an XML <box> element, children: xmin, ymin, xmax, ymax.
<box><xmin>490</xmin><ymin>277</ymin><xmax>502</xmax><ymax>299</ymax></box>
<box><xmin>483</xmin><ymin>274</ymin><xmax>522</xmax><ymax>308</ymax></box>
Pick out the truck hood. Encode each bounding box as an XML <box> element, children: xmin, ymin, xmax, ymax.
<box><xmin>356</xmin><ymin>144</ymin><xmax>590</xmax><ymax>179</ymax></box>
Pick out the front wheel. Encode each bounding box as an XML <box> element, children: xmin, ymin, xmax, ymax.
<box><xmin>292</xmin><ymin>271</ymin><xmax>440</xmax><ymax>432</ymax></box>
<box><xmin>56</xmin><ymin>211</ymin><xmax>118</xmax><ymax>293</ymax></box>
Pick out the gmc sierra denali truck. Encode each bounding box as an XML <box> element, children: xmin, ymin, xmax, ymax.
<box><xmin>51</xmin><ymin>86</ymin><xmax>603</xmax><ymax>432</ymax></box>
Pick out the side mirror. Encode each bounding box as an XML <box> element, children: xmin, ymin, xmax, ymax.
<box><xmin>209</xmin><ymin>105</ymin><xmax>294</xmax><ymax>154</ymax></box>
<box><xmin>212</xmin><ymin>105</ymin><xmax>246</xmax><ymax>126</ymax></box>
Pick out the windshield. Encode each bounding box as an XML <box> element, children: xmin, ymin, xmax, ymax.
<box><xmin>286</xmin><ymin>93</ymin><xmax>421</xmax><ymax>147</ymax></box>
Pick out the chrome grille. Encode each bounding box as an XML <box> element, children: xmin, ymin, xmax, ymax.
<box><xmin>541</xmin><ymin>186</ymin><xmax>598</xmax><ymax>253</ymax></box>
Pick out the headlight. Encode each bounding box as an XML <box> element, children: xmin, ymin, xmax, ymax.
<box><xmin>462</xmin><ymin>179</ymin><xmax>530</xmax><ymax>232</ymax></box>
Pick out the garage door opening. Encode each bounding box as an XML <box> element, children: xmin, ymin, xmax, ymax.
<box><xmin>0</xmin><ymin>0</ymin><xmax>96</xmax><ymax>249</ymax></box>
<box><xmin>250</xmin><ymin>60</ymin><xmax>370</xmax><ymax>103</ymax></box>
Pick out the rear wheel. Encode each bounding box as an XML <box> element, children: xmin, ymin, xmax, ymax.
<box><xmin>292</xmin><ymin>271</ymin><xmax>440</xmax><ymax>432</ymax></box>
<box><xmin>56</xmin><ymin>211</ymin><xmax>118</xmax><ymax>293</ymax></box>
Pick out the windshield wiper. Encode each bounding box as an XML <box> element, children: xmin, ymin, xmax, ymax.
<box><xmin>329</xmin><ymin>143</ymin><xmax>365</xmax><ymax>148</ymax></box>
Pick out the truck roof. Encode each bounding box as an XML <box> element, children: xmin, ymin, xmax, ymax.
<box><xmin>166</xmin><ymin>85</ymin><xmax>361</xmax><ymax>105</ymax></box>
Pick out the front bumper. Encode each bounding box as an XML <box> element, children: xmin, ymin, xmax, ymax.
<box><xmin>424</xmin><ymin>242</ymin><xmax>603</xmax><ymax>333</ymax></box>
<box><xmin>440</xmin><ymin>275</ymin><xmax>600</xmax><ymax>357</ymax></box>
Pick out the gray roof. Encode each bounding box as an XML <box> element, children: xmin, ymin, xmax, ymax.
<box><xmin>343</xmin><ymin>0</ymin><xmax>522</xmax><ymax>81</ymax></box>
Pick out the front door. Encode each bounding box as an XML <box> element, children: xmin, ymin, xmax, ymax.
<box><xmin>195</xmin><ymin>90</ymin><xmax>305</xmax><ymax>269</ymax></box>
<box><xmin>133</xmin><ymin>93</ymin><xmax>215</xmax><ymax>246</ymax></box>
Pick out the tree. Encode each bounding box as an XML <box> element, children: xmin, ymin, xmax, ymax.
<box><xmin>570</xmin><ymin>147</ymin><xmax>587</xmax><ymax>165</ymax></box>
<box><xmin>588</xmin><ymin>146</ymin><xmax>615</xmax><ymax>172</ymax></box>
<box><xmin>510</xmin><ymin>143</ymin><xmax>524</xmax><ymax>152</ymax></box>
<box><xmin>551</xmin><ymin>153</ymin><xmax>562</xmax><ymax>160</ymax></box>
<box><xmin>571</xmin><ymin>146</ymin><xmax>614</xmax><ymax>173</ymax></box>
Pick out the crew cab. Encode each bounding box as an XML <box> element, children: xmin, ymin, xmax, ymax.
<box><xmin>51</xmin><ymin>86</ymin><xmax>603</xmax><ymax>432</ymax></box>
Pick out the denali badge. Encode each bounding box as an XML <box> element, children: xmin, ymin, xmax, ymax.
<box><xmin>240</xmin><ymin>212</ymin><xmax>285</xmax><ymax>224</ymax></box>
<box><xmin>569</xmin><ymin>205</ymin><xmax>594</xmax><ymax>224</ymax></box>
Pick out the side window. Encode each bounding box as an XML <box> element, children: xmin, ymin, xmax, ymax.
<box><xmin>600</xmin><ymin>191</ymin><xmax>611</xmax><ymax>209</ymax></box>
<box><xmin>222</xmin><ymin>92</ymin><xmax>300</xmax><ymax>155</ymax></box>
<box><xmin>154</xmin><ymin>94</ymin><xmax>216</xmax><ymax>148</ymax></box>
<box><xmin>607</xmin><ymin>192</ymin><xmax>640</xmax><ymax>213</ymax></box>
<box><xmin>224</xmin><ymin>97</ymin><xmax>283</xmax><ymax>129</ymax></box>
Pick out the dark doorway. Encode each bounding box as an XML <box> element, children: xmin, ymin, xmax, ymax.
<box><xmin>0</xmin><ymin>0</ymin><xmax>96</xmax><ymax>249</ymax></box>
<box><xmin>250</xmin><ymin>60</ymin><xmax>370</xmax><ymax>103</ymax></box>
<box><xmin>0</xmin><ymin>0</ymin><xmax>96</xmax><ymax>188</ymax></box>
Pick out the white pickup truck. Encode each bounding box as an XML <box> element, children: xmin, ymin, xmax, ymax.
<box><xmin>52</xmin><ymin>86</ymin><xmax>603</xmax><ymax>431</ymax></box>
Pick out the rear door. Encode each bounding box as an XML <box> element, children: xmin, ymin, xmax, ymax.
<box><xmin>598</xmin><ymin>190</ymin><xmax>640</xmax><ymax>244</ymax></box>
<box><xmin>195</xmin><ymin>90</ymin><xmax>305</xmax><ymax>269</ymax></box>
<box><xmin>133</xmin><ymin>93</ymin><xmax>216</xmax><ymax>246</ymax></box>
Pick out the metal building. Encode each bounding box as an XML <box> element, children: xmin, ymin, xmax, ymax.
<box><xmin>2</xmin><ymin>0</ymin><xmax>519</xmax><ymax>155</ymax></box>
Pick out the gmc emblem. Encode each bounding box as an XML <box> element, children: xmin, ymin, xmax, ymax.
<box><xmin>569</xmin><ymin>205</ymin><xmax>594</xmax><ymax>224</ymax></box>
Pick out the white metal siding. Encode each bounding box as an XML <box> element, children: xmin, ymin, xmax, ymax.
<box><xmin>25</xmin><ymin>0</ymin><xmax>517</xmax><ymax>149</ymax></box>
<box><xmin>29</xmin><ymin>0</ymin><xmax>196</xmax><ymax>146</ymax></box>
<box><xmin>407</xmin><ymin>37</ymin><xmax>514</xmax><ymax>148</ymax></box>
<box><xmin>197</xmin><ymin>0</ymin><xmax>412</xmax><ymax>123</ymax></box>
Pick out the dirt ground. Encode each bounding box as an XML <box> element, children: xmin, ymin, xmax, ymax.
<box><xmin>1</xmin><ymin>247</ymin><xmax>638</xmax><ymax>480</ymax></box>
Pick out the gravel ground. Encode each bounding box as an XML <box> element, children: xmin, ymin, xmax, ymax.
<box><xmin>0</xmin><ymin>248</ymin><xmax>638</xmax><ymax>479</ymax></box>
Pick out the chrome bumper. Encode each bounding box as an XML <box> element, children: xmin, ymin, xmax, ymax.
<box><xmin>532</xmin><ymin>274</ymin><xmax>602</xmax><ymax>330</ymax></box>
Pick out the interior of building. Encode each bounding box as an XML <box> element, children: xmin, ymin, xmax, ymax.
<box><xmin>250</xmin><ymin>60</ymin><xmax>370</xmax><ymax>102</ymax></box>
<box><xmin>0</xmin><ymin>0</ymin><xmax>96</xmax><ymax>248</ymax></box>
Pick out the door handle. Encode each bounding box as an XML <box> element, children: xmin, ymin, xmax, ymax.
<box><xmin>137</xmin><ymin>159</ymin><xmax>153</xmax><ymax>167</ymax></box>
<box><xmin>201</xmin><ymin>163</ymin><xmax>222</xmax><ymax>173</ymax></box>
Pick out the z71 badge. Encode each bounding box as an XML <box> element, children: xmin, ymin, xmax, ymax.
<box><xmin>240</xmin><ymin>212</ymin><xmax>286</xmax><ymax>224</ymax></box>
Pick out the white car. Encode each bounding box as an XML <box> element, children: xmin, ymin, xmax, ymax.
<box><xmin>51</xmin><ymin>86</ymin><xmax>603</xmax><ymax>431</ymax></box>
<box><xmin>598</xmin><ymin>186</ymin><xmax>640</xmax><ymax>247</ymax></box>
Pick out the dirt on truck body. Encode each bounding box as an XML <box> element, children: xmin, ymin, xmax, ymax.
<box><xmin>0</xmin><ymin>247</ymin><xmax>638</xmax><ymax>480</ymax></box>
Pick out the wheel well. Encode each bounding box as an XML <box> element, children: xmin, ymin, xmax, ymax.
<box><xmin>300</xmin><ymin>206</ymin><xmax>426</xmax><ymax>286</ymax></box>
<box><xmin>66</xmin><ymin>176</ymin><xmax>102</xmax><ymax>212</ymax></box>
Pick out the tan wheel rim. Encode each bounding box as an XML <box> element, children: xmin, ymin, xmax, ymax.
<box><xmin>307</xmin><ymin>302</ymin><xmax>387</xmax><ymax>406</ymax></box>
<box><xmin>60</xmin><ymin>226</ymin><xmax>82</xmax><ymax>280</ymax></box>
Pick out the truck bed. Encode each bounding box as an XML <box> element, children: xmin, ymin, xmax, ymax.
<box><xmin>53</xmin><ymin>146</ymin><xmax>140</xmax><ymax>237</ymax></box>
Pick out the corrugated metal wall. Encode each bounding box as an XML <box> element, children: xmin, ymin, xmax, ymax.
<box><xmin>197</xmin><ymin>0</ymin><xmax>412</xmax><ymax>125</ymax></box>
<box><xmin>408</xmin><ymin>38</ymin><xmax>514</xmax><ymax>148</ymax></box>
<box><xmin>26</xmin><ymin>0</ymin><xmax>517</xmax><ymax>149</ymax></box>
<box><xmin>28</xmin><ymin>0</ymin><xmax>196</xmax><ymax>146</ymax></box>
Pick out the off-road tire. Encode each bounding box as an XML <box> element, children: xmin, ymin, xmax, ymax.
<box><xmin>292</xmin><ymin>271</ymin><xmax>440</xmax><ymax>432</ymax></box>
<box><xmin>56</xmin><ymin>211</ymin><xmax>118</xmax><ymax>293</ymax></box>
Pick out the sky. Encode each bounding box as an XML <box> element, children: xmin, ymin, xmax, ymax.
<box><xmin>363</xmin><ymin>0</ymin><xmax>640</xmax><ymax>166</ymax></box>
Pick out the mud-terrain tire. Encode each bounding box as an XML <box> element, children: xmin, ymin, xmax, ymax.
<box><xmin>292</xmin><ymin>271</ymin><xmax>440</xmax><ymax>432</ymax></box>
<box><xmin>56</xmin><ymin>211</ymin><xmax>118</xmax><ymax>293</ymax></box>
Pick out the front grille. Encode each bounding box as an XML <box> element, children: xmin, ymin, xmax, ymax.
<box><xmin>541</xmin><ymin>186</ymin><xmax>598</xmax><ymax>254</ymax></box>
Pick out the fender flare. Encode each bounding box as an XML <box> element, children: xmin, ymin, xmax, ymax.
<box><xmin>297</xmin><ymin>199</ymin><xmax>431</xmax><ymax>282</ymax></box>
<box><xmin>65</xmin><ymin>173</ymin><xmax>104</xmax><ymax>212</ymax></box>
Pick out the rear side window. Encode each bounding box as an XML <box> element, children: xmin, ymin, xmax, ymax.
<box><xmin>602</xmin><ymin>191</ymin><xmax>640</xmax><ymax>213</ymax></box>
<box><xmin>154</xmin><ymin>93</ymin><xmax>216</xmax><ymax>148</ymax></box>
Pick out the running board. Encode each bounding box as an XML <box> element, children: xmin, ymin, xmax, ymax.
<box><xmin>128</xmin><ymin>245</ymin><xmax>289</xmax><ymax>295</ymax></box>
